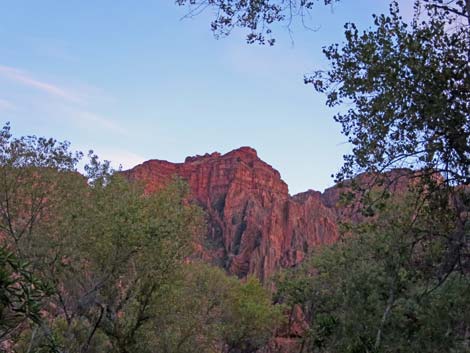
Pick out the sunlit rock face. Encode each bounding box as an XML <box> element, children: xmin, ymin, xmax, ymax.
<box><xmin>124</xmin><ymin>146</ymin><xmax>342</xmax><ymax>280</ymax></box>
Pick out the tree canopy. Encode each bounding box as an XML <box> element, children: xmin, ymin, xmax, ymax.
<box><xmin>0</xmin><ymin>124</ymin><xmax>284</xmax><ymax>352</ymax></box>
<box><xmin>306</xmin><ymin>0</ymin><xmax>470</xmax><ymax>293</ymax></box>
<box><xmin>309</xmin><ymin>1</ymin><xmax>470</xmax><ymax>186</ymax></box>
<box><xmin>175</xmin><ymin>0</ymin><xmax>338</xmax><ymax>45</ymax></box>
<box><xmin>276</xmin><ymin>193</ymin><xmax>470</xmax><ymax>352</ymax></box>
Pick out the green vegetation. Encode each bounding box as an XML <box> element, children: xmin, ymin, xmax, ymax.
<box><xmin>311</xmin><ymin>1</ymin><xmax>470</xmax><ymax>186</ymax></box>
<box><xmin>140</xmin><ymin>263</ymin><xmax>283</xmax><ymax>353</ymax></box>
<box><xmin>0</xmin><ymin>123</ymin><xmax>282</xmax><ymax>352</ymax></box>
<box><xmin>0</xmin><ymin>247</ymin><xmax>54</xmax><ymax>347</ymax></box>
<box><xmin>276</xmin><ymin>192</ymin><xmax>470</xmax><ymax>352</ymax></box>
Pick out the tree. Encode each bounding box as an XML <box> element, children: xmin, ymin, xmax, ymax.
<box><xmin>221</xmin><ymin>275</ymin><xmax>284</xmax><ymax>353</ymax></box>
<box><xmin>175</xmin><ymin>0</ymin><xmax>338</xmax><ymax>45</ymax></box>
<box><xmin>0</xmin><ymin>124</ymin><xmax>205</xmax><ymax>352</ymax></box>
<box><xmin>0</xmin><ymin>122</ymin><xmax>83</xmax><ymax>351</ymax></box>
<box><xmin>19</xmin><ymin>174</ymin><xmax>204</xmax><ymax>353</ymax></box>
<box><xmin>0</xmin><ymin>246</ymin><xmax>55</xmax><ymax>350</ymax></box>
<box><xmin>276</xmin><ymin>192</ymin><xmax>470</xmax><ymax>353</ymax></box>
<box><xmin>0</xmin><ymin>123</ymin><xmax>83</xmax><ymax>257</ymax></box>
<box><xmin>308</xmin><ymin>0</ymin><xmax>470</xmax><ymax>288</ymax></box>
<box><xmin>137</xmin><ymin>262</ymin><xmax>283</xmax><ymax>353</ymax></box>
<box><xmin>309</xmin><ymin>1</ymin><xmax>469</xmax><ymax>185</ymax></box>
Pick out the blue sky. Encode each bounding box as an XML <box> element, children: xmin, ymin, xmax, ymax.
<box><xmin>0</xmin><ymin>1</ymin><xmax>413</xmax><ymax>194</ymax></box>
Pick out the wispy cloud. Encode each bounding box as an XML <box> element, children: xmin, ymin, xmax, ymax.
<box><xmin>0</xmin><ymin>98</ymin><xmax>15</xmax><ymax>111</ymax></box>
<box><xmin>0</xmin><ymin>64</ymin><xmax>127</xmax><ymax>136</ymax></box>
<box><xmin>0</xmin><ymin>65</ymin><xmax>81</xmax><ymax>102</ymax></box>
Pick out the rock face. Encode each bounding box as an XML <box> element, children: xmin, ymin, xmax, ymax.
<box><xmin>125</xmin><ymin>147</ymin><xmax>342</xmax><ymax>280</ymax></box>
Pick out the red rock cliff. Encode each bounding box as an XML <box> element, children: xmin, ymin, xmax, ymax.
<box><xmin>125</xmin><ymin>147</ymin><xmax>340</xmax><ymax>279</ymax></box>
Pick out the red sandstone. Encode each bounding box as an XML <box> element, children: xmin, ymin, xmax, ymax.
<box><xmin>124</xmin><ymin>147</ymin><xmax>341</xmax><ymax>279</ymax></box>
<box><xmin>124</xmin><ymin>147</ymin><xmax>414</xmax><ymax>279</ymax></box>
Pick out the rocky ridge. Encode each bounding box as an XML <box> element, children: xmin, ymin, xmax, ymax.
<box><xmin>125</xmin><ymin>146</ymin><xmax>344</xmax><ymax>280</ymax></box>
<box><xmin>125</xmin><ymin>147</ymin><xmax>416</xmax><ymax>280</ymax></box>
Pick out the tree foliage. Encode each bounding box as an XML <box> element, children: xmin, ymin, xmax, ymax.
<box><xmin>0</xmin><ymin>124</ymin><xmax>202</xmax><ymax>352</ymax></box>
<box><xmin>0</xmin><ymin>124</ymin><xmax>284</xmax><ymax>353</ymax></box>
<box><xmin>309</xmin><ymin>0</ymin><xmax>470</xmax><ymax>185</ymax></box>
<box><xmin>0</xmin><ymin>247</ymin><xmax>54</xmax><ymax>348</ymax></box>
<box><xmin>0</xmin><ymin>122</ymin><xmax>83</xmax><ymax>351</ymax></box>
<box><xmin>175</xmin><ymin>0</ymin><xmax>338</xmax><ymax>45</ymax></box>
<box><xmin>139</xmin><ymin>262</ymin><xmax>283</xmax><ymax>353</ymax></box>
<box><xmin>307</xmin><ymin>0</ymin><xmax>470</xmax><ymax>296</ymax></box>
<box><xmin>42</xmin><ymin>175</ymin><xmax>203</xmax><ymax>353</ymax></box>
<box><xmin>276</xmin><ymin>193</ymin><xmax>470</xmax><ymax>352</ymax></box>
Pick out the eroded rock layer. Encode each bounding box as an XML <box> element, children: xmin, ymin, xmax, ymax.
<box><xmin>124</xmin><ymin>147</ymin><xmax>344</xmax><ymax>280</ymax></box>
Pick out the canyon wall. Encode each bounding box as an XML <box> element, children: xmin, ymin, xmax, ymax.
<box><xmin>125</xmin><ymin>146</ymin><xmax>342</xmax><ymax>280</ymax></box>
<box><xmin>125</xmin><ymin>146</ymin><xmax>415</xmax><ymax>280</ymax></box>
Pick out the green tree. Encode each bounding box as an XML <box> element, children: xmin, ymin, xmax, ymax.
<box><xmin>137</xmin><ymin>262</ymin><xmax>283</xmax><ymax>353</ymax></box>
<box><xmin>136</xmin><ymin>263</ymin><xmax>230</xmax><ymax>353</ymax></box>
<box><xmin>21</xmin><ymin>174</ymin><xmax>203</xmax><ymax>353</ymax></box>
<box><xmin>310</xmin><ymin>1</ymin><xmax>469</xmax><ymax>185</ymax></box>
<box><xmin>0</xmin><ymin>247</ymin><xmax>55</xmax><ymax>349</ymax></box>
<box><xmin>0</xmin><ymin>123</ymin><xmax>83</xmax><ymax>257</ymax></box>
<box><xmin>0</xmin><ymin>122</ymin><xmax>82</xmax><ymax>351</ymax></box>
<box><xmin>276</xmin><ymin>193</ymin><xmax>470</xmax><ymax>353</ymax></box>
<box><xmin>308</xmin><ymin>0</ymin><xmax>470</xmax><ymax>292</ymax></box>
<box><xmin>0</xmin><ymin>124</ymin><xmax>205</xmax><ymax>353</ymax></box>
<box><xmin>221</xmin><ymin>276</ymin><xmax>283</xmax><ymax>353</ymax></box>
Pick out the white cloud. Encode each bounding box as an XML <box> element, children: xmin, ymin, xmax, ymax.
<box><xmin>0</xmin><ymin>65</ymin><xmax>81</xmax><ymax>102</ymax></box>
